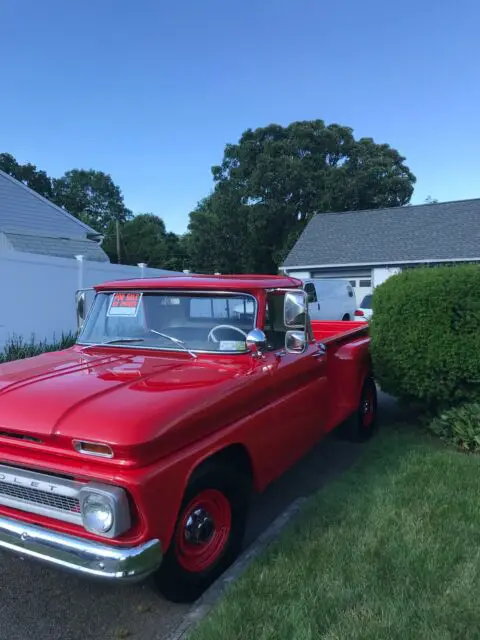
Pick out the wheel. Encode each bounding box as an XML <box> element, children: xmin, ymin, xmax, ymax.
<box><xmin>353</xmin><ymin>377</ymin><xmax>378</xmax><ymax>441</ymax></box>
<box><xmin>342</xmin><ymin>314</ymin><xmax>350</xmax><ymax>321</ymax></box>
<box><xmin>154</xmin><ymin>467</ymin><xmax>249</xmax><ymax>603</ymax></box>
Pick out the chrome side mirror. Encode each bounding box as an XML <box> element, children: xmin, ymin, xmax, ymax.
<box><xmin>76</xmin><ymin>291</ymin><xmax>86</xmax><ymax>330</ymax></box>
<box><xmin>284</xmin><ymin>290</ymin><xmax>307</xmax><ymax>328</ymax></box>
<box><xmin>76</xmin><ymin>288</ymin><xmax>93</xmax><ymax>331</ymax></box>
<box><xmin>285</xmin><ymin>330</ymin><xmax>307</xmax><ymax>354</ymax></box>
<box><xmin>246</xmin><ymin>328</ymin><xmax>267</xmax><ymax>357</ymax></box>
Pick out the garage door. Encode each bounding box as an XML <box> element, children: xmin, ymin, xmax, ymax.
<box><xmin>310</xmin><ymin>270</ymin><xmax>373</xmax><ymax>307</ymax></box>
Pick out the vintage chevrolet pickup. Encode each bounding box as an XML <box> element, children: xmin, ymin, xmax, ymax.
<box><xmin>0</xmin><ymin>275</ymin><xmax>376</xmax><ymax>602</ymax></box>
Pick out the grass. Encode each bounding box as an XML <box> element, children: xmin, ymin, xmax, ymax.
<box><xmin>0</xmin><ymin>333</ymin><xmax>76</xmax><ymax>363</ymax></box>
<box><xmin>191</xmin><ymin>424</ymin><xmax>480</xmax><ymax>640</ymax></box>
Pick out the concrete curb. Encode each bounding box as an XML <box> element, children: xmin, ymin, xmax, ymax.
<box><xmin>165</xmin><ymin>497</ymin><xmax>307</xmax><ymax>640</ymax></box>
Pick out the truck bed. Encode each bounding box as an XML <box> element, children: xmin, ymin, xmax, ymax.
<box><xmin>311</xmin><ymin>320</ymin><xmax>369</xmax><ymax>344</ymax></box>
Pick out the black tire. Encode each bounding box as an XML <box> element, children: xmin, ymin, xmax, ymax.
<box><xmin>154</xmin><ymin>466</ymin><xmax>249</xmax><ymax>603</ymax></box>
<box><xmin>351</xmin><ymin>377</ymin><xmax>378</xmax><ymax>442</ymax></box>
<box><xmin>342</xmin><ymin>314</ymin><xmax>350</xmax><ymax>321</ymax></box>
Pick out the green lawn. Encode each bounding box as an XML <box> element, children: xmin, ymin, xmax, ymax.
<box><xmin>191</xmin><ymin>424</ymin><xmax>480</xmax><ymax>640</ymax></box>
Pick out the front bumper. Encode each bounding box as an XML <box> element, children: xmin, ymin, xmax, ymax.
<box><xmin>0</xmin><ymin>515</ymin><xmax>162</xmax><ymax>583</ymax></box>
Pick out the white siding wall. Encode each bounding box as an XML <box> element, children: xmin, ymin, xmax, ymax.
<box><xmin>372</xmin><ymin>267</ymin><xmax>401</xmax><ymax>288</ymax></box>
<box><xmin>0</xmin><ymin>251</ymin><xmax>181</xmax><ymax>349</ymax></box>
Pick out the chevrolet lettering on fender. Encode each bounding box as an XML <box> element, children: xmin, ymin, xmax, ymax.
<box><xmin>0</xmin><ymin>275</ymin><xmax>377</xmax><ymax>602</ymax></box>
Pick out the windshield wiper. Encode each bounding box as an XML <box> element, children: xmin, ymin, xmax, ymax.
<box><xmin>149</xmin><ymin>329</ymin><xmax>197</xmax><ymax>359</ymax></box>
<box><xmin>80</xmin><ymin>338</ymin><xmax>146</xmax><ymax>348</ymax></box>
<box><xmin>101</xmin><ymin>338</ymin><xmax>146</xmax><ymax>345</ymax></box>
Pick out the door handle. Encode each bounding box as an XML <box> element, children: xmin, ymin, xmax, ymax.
<box><xmin>312</xmin><ymin>343</ymin><xmax>327</xmax><ymax>358</ymax></box>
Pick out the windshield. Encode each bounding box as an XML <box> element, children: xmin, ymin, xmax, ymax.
<box><xmin>78</xmin><ymin>291</ymin><xmax>256</xmax><ymax>354</ymax></box>
<box><xmin>360</xmin><ymin>294</ymin><xmax>372</xmax><ymax>309</ymax></box>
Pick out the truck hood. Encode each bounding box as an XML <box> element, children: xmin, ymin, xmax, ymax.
<box><xmin>0</xmin><ymin>346</ymin><xmax>258</xmax><ymax>463</ymax></box>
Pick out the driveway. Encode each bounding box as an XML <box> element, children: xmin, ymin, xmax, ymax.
<box><xmin>0</xmin><ymin>392</ymin><xmax>402</xmax><ymax>640</ymax></box>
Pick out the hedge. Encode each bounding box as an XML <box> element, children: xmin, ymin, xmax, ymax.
<box><xmin>370</xmin><ymin>265</ymin><xmax>480</xmax><ymax>411</ymax></box>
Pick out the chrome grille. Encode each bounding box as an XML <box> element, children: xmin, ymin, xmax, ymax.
<box><xmin>0</xmin><ymin>481</ymin><xmax>80</xmax><ymax>513</ymax></box>
<box><xmin>0</xmin><ymin>463</ymin><xmax>83</xmax><ymax>525</ymax></box>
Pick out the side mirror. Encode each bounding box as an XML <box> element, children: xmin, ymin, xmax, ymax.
<box><xmin>285</xmin><ymin>330</ymin><xmax>307</xmax><ymax>353</ymax></box>
<box><xmin>76</xmin><ymin>288</ymin><xmax>93</xmax><ymax>330</ymax></box>
<box><xmin>246</xmin><ymin>328</ymin><xmax>267</xmax><ymax>357</ymax></box>
<box><xmin>284</xmin><ymin>290</ymin><xmax>307</xmax><ymax>328</ymax></box>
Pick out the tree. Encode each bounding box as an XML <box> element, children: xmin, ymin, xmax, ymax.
<box><xmin>187</xmin><ymin>185</ymin><xmax>251</xmax><ymax>274</ymax></box>
<box><xmin>0</xmin><ymin>152</ymin><xmax>54</xmax><ymax>199</ymax></box>
<box><xmin>102</xmin><ymin>213</ymin><xmax>166</xmax><ymax>265</ymax></box>
<box><xmin>188</xmin><ymin>120</ymin><xmax>416</xmax><ymax>273</ymax></box>
<box><xmin>53</xmin><ymin>169</ymin><xmax>132</xmax><ymax>232</ymax></box>
<box><xmin>103</xmin><ymin>213</ymin><xmax>189</xmax><ymax>271</ymax></box>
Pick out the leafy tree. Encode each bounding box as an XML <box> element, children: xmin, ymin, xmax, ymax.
<box><xmin>163</xmin><ymin>231</ymin><xmax>190</xmax><ymax>271</ymax></box>
<box><xmin>102</xmin><ymin>213</ymin><xmax>166</xmax><ymax>265</ymax></box>
<box><xmin>53</xmin><ymin>169</ymin><xmax>132</xmax><ymax>232</ymax></box>
<box><xmin>0</xmin><ymin>152</ymin><xmax>54</xmax><ymax>199</ymax></box>
<box><xmin>103</xmin><ymin>213</ymin><xmax>189</xmax><ymax>271</ymax></box>
<box><xmin>187</xmin><ymin>185</ymin><xmax>251</xmax><ymax>274</ymax></box>
<box><xmin>188</xmin><ymin>120</ymin><xmax>416</xmax><ymax>273</ymax></box>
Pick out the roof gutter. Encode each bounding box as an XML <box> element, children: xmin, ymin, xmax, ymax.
<box><xmin>281</xmin><ymin>256</ymin><xmax>480</xmax><ymax>271</ymax></box>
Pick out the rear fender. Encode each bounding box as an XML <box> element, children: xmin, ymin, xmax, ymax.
<box><xmin>325</xmin><ymin>337</ymin><xmax>372</xmax><ymax>429</ymax></box>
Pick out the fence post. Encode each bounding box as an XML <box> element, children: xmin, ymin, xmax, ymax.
<box><xmin>75</xmin><ymin>255</ymin><xmax>84</xmax><ymax>290</ymax></box>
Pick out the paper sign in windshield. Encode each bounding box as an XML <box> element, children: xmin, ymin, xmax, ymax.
<box><xmin>107</xmin><ymin>292</ymin><xmax>142</xmax><ymax>317</ymax></box>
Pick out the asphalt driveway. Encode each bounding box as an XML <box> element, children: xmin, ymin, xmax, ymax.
<box><xmin>0</xmin><ymin>392</ymin><xmax>403</xmax><ymax>640</ymax></box>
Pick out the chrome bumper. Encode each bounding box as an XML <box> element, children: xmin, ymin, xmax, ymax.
<box><xmin>0</xmin><ymin>515</ymin><xmax>162</xmax><ymax>582</ymax></box>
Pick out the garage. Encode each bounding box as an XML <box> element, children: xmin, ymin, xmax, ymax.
<box><xmin>280</xmin><ymin>199</ymin><xmax>480</xmax><ymax>299</ymax></box>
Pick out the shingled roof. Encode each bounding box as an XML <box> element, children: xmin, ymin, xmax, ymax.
<box><xmin>283</xmin><ymin>198</ymin><xmax>480</xmax><ymax>268</ymax></box>
<box><xmin>0</xmin><ymin>169</ymin><xmax>109</xmax><ymax>261</ymax></box>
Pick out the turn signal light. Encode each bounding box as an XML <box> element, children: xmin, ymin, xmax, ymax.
<box><xmin>73</xmin><ymin>441</ymin><xmax>114</xmax><ymax>458</ymax></box>
<box><xmin>354</xmin><ymin>309</ymin><xmax>365</xmax><ymax>317</ymax></box>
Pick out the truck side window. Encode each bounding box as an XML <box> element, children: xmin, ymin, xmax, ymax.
<box><xmin>304</xmin><ymin>283</ymin><xmax>317</xmax><ymax>304</ymax></box>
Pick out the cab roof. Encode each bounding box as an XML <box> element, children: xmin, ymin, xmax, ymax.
<box><xmin>95</xmin><ymin>274</ymin><xmax>303</xmax><ymax>292</ymax></box>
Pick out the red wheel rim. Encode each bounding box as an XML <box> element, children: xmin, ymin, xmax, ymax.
<box><xmin>175</xmin><ymin>489</ymin><xmax>232</xmax><ymax>572</ymax></box>
<box><xmin>362</xmin><ymin>386</ymin><xmax>376</xmax><ymax>429</ymax></box>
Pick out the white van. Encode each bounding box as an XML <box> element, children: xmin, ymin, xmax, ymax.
<box><xmin>302</xmin><ymin>279</ymin><xmax>357</xmax><ymax>321</ymax></box>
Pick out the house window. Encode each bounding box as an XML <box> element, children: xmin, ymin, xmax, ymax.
<box><xmin>359</xmin><ymin>280</ymin><xmax>372</xmax><ymax>288</ymax></box>
<box><xmin>349</xmin><ymin>280</ymin><xmax>356</xmax><ymax>287</ymax></box>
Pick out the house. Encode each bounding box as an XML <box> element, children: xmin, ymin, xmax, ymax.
<box><xmin>0</xmin><ymin>169</ymin><xmax>109</xmax><ymax>261</ymax></box>
<box><xmin>281</xmin><ymin>198</ymin><xmax>480</xmax><ymax>304</ymax></box>
<box><xmin>0</xmin><ymin>169</ymin><xmax>184</xmax><ymax>348</ymax></box>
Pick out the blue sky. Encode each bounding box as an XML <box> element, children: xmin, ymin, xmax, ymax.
<box><xmin>0</xmin><ymin>0</ymin><xmax>479</xmax><ymax>234</ymax></box>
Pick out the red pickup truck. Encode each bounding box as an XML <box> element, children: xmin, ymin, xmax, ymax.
<box><xmin>0</xmin><ymin>275</ymin><xmax>376</xmax><ymax>602</ymax></box>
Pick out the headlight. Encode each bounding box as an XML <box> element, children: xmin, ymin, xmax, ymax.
<box><xmin>82</xmin><ymin>494</ymin><xmax>114</xmax><ymax>533</ymax></box>
<box><xmin>79</xmin><ymin>483</ymin><xmax>131</xmax><ymax>539</ymax></box>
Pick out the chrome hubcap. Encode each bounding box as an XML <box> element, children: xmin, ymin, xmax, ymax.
<box><xmin>184</xmin><ymin>508</ymin><xmax>214</xmax><ymax>545</ymax></box>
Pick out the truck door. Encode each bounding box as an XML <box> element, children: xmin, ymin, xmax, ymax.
<box><xmin>260</xmin><ymin>291</ymin><xmax>329</xmax><ymax>481</ymax></box>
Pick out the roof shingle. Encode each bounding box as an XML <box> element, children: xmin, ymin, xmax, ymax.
<box><xmin>283</xmin><ymin>199</ymin><xmax>480</xmax><ymax>267</ymax></box>
<box><xmin>0</xmin><ymin>169</ymin><xmax>109</xmax><ymax>261</ymax></box>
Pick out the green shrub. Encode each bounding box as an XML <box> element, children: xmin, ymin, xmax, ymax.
<box><xmin>0</xmin><ymin>333</ymin><xmax>77</xmax><ymax>363</ymax></box>
<box><xmin>429</xmin><ymin>403</ymin><xmax>480</xmax><ymax>451</ymax></box>
<box><xmin>371</xmin><ymin>265</ymin><xmax>480</xmax><ymax>411</ymax></box>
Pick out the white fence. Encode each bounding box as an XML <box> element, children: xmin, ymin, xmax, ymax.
<box><xmin>0</xmin><ymin>251</ymin><xmax>183</xmax><ymax>349</ymax></box>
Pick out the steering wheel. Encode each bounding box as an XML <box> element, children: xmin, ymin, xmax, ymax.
<box><xmin>207</xmin><ymin>325</ymin><xmax>248</xmax><ymax>343</ymax></box>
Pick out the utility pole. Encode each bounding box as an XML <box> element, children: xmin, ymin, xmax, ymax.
<box><xmin>116</xmin><ymin>219</ymin><xmax>121</xmax><ymax>264</ymax></box>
